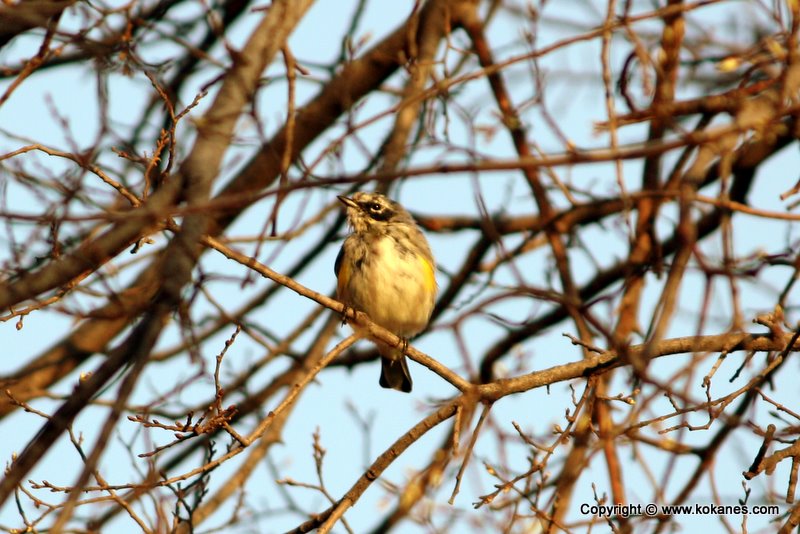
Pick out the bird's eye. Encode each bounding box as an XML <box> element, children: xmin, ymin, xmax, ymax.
<box><xmin>369</xmin><ymin>202</ymin><xmax>382</xmax><ymax>212</ymax></box>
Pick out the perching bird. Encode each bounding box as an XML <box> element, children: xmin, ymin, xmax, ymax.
<box><xmin>335</xmin><ymin>192</ymin><xmax>437</xmax><ymax>392</ymax></box>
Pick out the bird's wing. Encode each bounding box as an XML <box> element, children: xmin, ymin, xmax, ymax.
<box><xmin>334</xmin><ymin>243</ymin><xmax>344</xmax><ymax>277</ymax></box>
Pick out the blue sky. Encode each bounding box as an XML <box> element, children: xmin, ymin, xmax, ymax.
<box><xmin>1</xmin><ymin>1</ymin><xmax>798</xmax><ymax>532</ymax></box>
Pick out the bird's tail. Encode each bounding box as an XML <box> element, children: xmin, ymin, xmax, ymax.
<box><xmin>379</xmin><ymin>349</ymin><xmax>413</xmax><ymax>393</ymax></box>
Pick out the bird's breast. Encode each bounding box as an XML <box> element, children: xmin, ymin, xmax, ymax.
<box><xmin>343</xmin><ymin>235</ymin><xmax>435</xmax><ymax>337</ymax></box>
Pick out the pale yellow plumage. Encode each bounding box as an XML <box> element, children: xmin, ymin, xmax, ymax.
<box><xmin>335</xmin><ymin>192</ymin><xmax>437</xmax><ymax>392</ymax></box>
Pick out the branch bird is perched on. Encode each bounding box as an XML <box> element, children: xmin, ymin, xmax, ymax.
<box><xmin>335</xmin><ymin>192</ymin><xmax>438</xmax><ymax>392</ymax></box>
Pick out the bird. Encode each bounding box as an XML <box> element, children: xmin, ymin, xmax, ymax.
<box><xmin>335</xmin><ymin>192</ymin><xmax>438</xmax><ymax>392</ymax></box>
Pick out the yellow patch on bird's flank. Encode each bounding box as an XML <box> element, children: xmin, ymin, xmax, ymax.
<box><xmin>419</xmin><ymin>255</ymin><xmax>437</xmax><ymax>294</ymax></box>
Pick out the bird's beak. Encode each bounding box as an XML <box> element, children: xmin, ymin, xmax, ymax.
<box><xmin>337</xmin><ymin>195</ymin><xmax>358</xmax><ymax>209</ymax></box>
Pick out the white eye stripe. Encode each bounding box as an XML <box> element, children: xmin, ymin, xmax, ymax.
<box><xmin>361</xmin><ymin>201</ymin><xmax>394</xmax><ymax>221</ymax></box>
